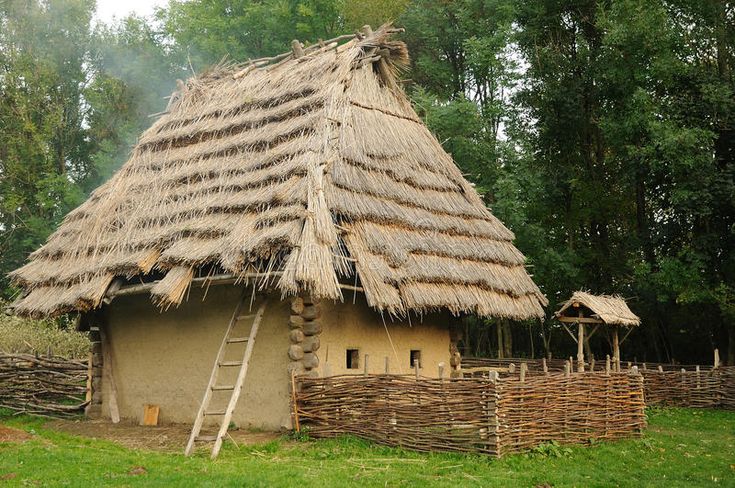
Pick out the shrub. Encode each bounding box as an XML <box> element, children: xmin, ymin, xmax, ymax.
<box><xmin>0</xmin><ymin>301</ymin><xmax>90</xmax><ymax>358</ymax></box>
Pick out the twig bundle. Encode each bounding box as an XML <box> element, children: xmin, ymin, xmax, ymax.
<box><xmin>0</xmin><ymin>353</ymin><xmax>88</xmax><ymax>418</ymax></box>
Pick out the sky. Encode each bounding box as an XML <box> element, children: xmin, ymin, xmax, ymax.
<box><xmin>94</xmin><ymin>0</ymin><xmax>169</xmax><ymax>24</ymax></box>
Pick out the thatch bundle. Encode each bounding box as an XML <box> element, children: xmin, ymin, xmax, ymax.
<box><xmin>10</xmin><ymin>25</ymin><xmax>546</xmax><ymax>320</ymax></box>
<box><xmin>555</xmin><ymin>291</ymin><xmax>640</xmax><ymax>326</ymax></box>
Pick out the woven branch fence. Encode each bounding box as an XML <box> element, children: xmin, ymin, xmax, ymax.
<box><xmin>0</xmin><ymin>353</ymin><xmax>88</xmax><ymax>418</ymax></box>
<box><xmin>462</xmin><ymin>357</ymin><xmax>735</xmax><ymax>410</ymax></box>
<box><xmin>294</xmin><ymin>371</ymin><xmax>645</xmax><ymax>457</ymax></box>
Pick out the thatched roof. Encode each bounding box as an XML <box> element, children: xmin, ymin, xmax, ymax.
<box><xmin>555</xmin><ymin>292</ymin><xmax>640</xmax><ymax>326</ymax></box>
<box><xmin>10</xmin><ymin>25</ymin><xmax>547</xmax><ymax>320</ymax></box>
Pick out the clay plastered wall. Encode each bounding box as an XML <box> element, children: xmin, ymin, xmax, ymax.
<box><xmin>102</xmin><ymin>287</ymin><xmax>292</xmax><ymax>430</ymax></box>
<box><xmin>318</xmin><ymin>297</ymin><xmax>451</xmax><ymax>377</ymax></box>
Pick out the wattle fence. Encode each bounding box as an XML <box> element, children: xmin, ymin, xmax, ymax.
<box><xmin>462</xmin><ymin>357</ymin><xmax>735</xmax><ymax>410</ymax></box>
<box><xmin>293</xmin><ymin>371</ymin><xmax>646</xmax><ymax>457</ymax></box>
<box><xmin>0</xmin><ymin>353</ymin><xmax>88</xmax><ymax>417</ymax></box>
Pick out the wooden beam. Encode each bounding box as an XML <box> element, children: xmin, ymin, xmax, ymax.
<box><xmin>619</xmin><ymin>326</ymin><xmax>635</xmax><ymax>345</ymax></box>
<box><xmin>557</xmin><ymin>315</ymin><xmax>604</xmax><ymax>324</ymax></box>
<box><xmin>612</xmin><ymin>328</ymin><xmax>620</xmax><ymax>372</ymax></box>
<box><xmin>586</xmin><ymin>324</ymin><xmax>601</xmax><ymax>340</ymax></box>
<box><xmin>339</xmin><ymin>284</ymin><xmax>364</xmax><ymax>292</ymax></box>
<box><xmin>99</xmin><ymin>325</ymin><xmax>120</xmax><ymax>424</ymax></box>
<box><xmin>561</xmin><ymin>323</ymin><xmax>578</xmax><ymax>344</ymax></box>
<box><xmin>109</xmin><ymin>272</ymin><xmax>282</xmax><ymax>299</ymax></box>
<box><xmin>577</xmin><ymin>310</ymin><xmax>585</xmax><ymax>372</ymax></box>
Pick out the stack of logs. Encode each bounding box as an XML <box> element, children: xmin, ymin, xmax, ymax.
<box><xmin>288</xmin><ymin>296</ymin><xmax>321</xmax><ymax>377</ymax></box>
<box><xmin>0</xmin><ymin>353</ymin><xmax>88</xmax><ymax>417</ymax></box>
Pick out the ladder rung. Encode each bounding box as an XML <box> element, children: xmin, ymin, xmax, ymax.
<box><xmin>211</xmin><ymin>385</ymin><xmax>235</xmax><ymax>391</ymax></box>
<box><xmin>227</xmin><ymin>336</ymin><xmax>249</xmax><ymax>344</ymax></box>
<box><xmin>204</xmin><ymin>410</ymin><xmax>226</xmax><ymax>416</ymax></box>
<box><xmin>219</xmin><ymin>361</ymin><xmax>243</xmax><ymax>367</ymax></box>
<box><xmin>196</xmin><ymin>435</ymin><xmax>218</xmax><ymax>442</ymax></box>
<box><xmin>236</xmin><ymin>314</ymin><xmax>255</xmax><ymax>320</ymax></box>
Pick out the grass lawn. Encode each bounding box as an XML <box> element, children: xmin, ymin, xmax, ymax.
<box><xmin>0</xmin><ymin>408</ymin><xmax>733</xmax><ymax>487</ymax></box>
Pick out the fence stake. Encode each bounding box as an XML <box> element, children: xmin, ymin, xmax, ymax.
<box><xmin>605</xmin><ymin>355</ymin><xmax>611</xmax><ymax>375</ymax></box>
<box><xmin>438</xmin><ymin>362</ymin><xmax>445</xmax><ymax>380</ymax></box>
<box><xmin>364</xmin><ymin>354</ymin><xmax>369</xmax><ymax>377</ymax></box>
<box><xmin>384</xmin><ymin>356</ymin><xmax>389</xmax><ymax>374</ymax></box>
<box><xmin>714</xmin><ymin>348</ymin><xmax>720</xmax><ymax>369</ymax></box>
<box><xmin>520</xmin><ymin>363</ymin><xmax>527</xmax><ymax>383</ymax></box>
<box><xmin>414</xmin><ymin>359</ymin><xmax>420</xmax><ymax>380</ymax></box>
<box><xmin>542</xmin><ymin>358</ymin><xmax>548</xmax><ymax>374</ymax></box>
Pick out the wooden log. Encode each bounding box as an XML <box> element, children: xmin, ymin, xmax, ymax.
<box><xmin>577</xmin><ymin>313</ymin><xmax>585</xmax><ymax>373</ymax></box>
<box><xmin>99</xmin><ymin>326</ymin><xmax>120</xmax><ymax>424</ymax></box>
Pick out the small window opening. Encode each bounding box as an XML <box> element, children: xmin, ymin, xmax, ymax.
<box><xmin>410</xmin><ymin>350</ymin><xmax>422</xmax><ymax>369</ymax></box>
<box><xmin>346</xmin><ymin>349</ymin><xmax>360</xmax><ymax>369</ymax></box>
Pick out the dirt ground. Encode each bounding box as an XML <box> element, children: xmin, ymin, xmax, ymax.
<box><xmin>44</xmin><ymin>418</ymin><xmax>281</xmax><ymax>453</ymax></box>
<box><xmin>0</xmin><ymin>425</ymin><xmax>31</xmax><ymax>443</ymax></box>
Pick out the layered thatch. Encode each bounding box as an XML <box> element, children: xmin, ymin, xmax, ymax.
<box><xmin>555</xmin><ymin>292</ymin><xmax>640</xmax><ymax>327</ymax></box>
<box><xmin>10</xmin><ymin>25</ymin><xmax>547</xmax><ymax>320</ymax></box>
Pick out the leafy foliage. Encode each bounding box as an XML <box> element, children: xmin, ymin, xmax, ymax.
<box><xmin>0</xmin><ymin>0</ymin><xmax>733</xmax><ymax>364</ymax></box>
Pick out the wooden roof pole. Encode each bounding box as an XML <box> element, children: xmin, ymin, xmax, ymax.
<box><xmin>577</xmin><ymin>309</ymin><xmax>585</xmax><ymax>373</ymax></box>
<box><xmin>612</xmin><ymin>327</ymin><xmax>620</xmax><ymax>372</ymax></box>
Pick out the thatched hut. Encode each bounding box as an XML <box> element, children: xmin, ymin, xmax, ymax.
<box><xmin>555</xmin><ymin>291</ymin><xmax>640</xmax><ymax>372</ymax></box>
<box><xmin>9</xmin><ymin>26</ymin><xmax>546</xmax><ymax>435</ymax></box>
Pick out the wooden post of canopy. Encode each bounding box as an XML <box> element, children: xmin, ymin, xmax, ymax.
<box><xmin>612</xmin><ymin>327</ymin><xmax>620</xmax><ymax>372</ymax></box>
<box><xmin>577</xmin><ymin>309</ymin><xmax>585</xmax><ymax>372</ymax></box>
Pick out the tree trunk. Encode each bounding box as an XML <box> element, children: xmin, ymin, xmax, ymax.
<box><xmin>502</xmin><ymin>320</ymin><xmax>513</xmax><ymax>358</ymax></box>
<box><xmin>496</xmin><ymin>320</ymin><xmax>504</xmax><ymax>359</ymax></box>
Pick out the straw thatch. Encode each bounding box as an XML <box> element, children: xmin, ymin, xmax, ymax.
<box><xmin>10</xmin><ymin>25</ymin><xmax>546</xmax><ymax>320</ymax></box>
<box><xmin>555</xmin><ymin>291</ymin><xmax>640</xmax><ymax>326</ymax></box>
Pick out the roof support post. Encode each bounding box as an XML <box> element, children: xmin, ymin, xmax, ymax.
<box><xmin>577</xmin><ymin>320</ymin><xmax>585</xmax><ymax>373</ymax></box>
<box><xmin>612</xmin><ymin>327</ymin><xmax>620</xmax><ymax>372</ymax></box>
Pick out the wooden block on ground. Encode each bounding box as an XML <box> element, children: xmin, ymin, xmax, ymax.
<box><xmin>142</xmin><ymin>404</ymin><xmax>160</xmax><ymax>426</ymax></box>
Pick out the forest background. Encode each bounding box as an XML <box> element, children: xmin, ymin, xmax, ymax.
<box><xmin>1</xmin><ymin>0</ymin><xmax>733</xmax><ymax>365</ymax></box>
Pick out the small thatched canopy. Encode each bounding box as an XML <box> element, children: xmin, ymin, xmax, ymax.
<box><xmin>555</xmin><ymin>292</ymin><xmax>640</xmax><ymax>327</ymax></box>
<box><xmin>10</xmin><ymin>25</ymin><xmax>547</xmax><ymax>320</ymax></box>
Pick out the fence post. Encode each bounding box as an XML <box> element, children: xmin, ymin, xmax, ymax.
<box><xmin>414</xmin><ymin>359</ymin><xmax>420</xmax><ymax>380</ymax></box>
<box><xmin>605</xmin><ymin>355</ymin><xmax>611</xmax><ymax>375</ymax></box>
<box><xmin>438</xmin><ymin>362</ymin><xmax>445</xmax><ymax>380</ymax></box>
<box><xmin>714</xmin><ymin>349</ymin><xmax>720</xmax><ymax>369</ymax></box>
<box><xmin>487</xmin><ymin>371</ymin><xmax>500</xmax><ymax>457</ymax></box>
<box><xmin>542</xmin><ymin>358</ymin><xmax>548</xmax><ymax>375</ymax></box>
<box><xmin>520</xmin><ymin>362</ymin><xmax>527</xmax><ymax>383</ymax></box>
<box><xmin>384</xmin><ymin>356</ymin><xmax>389</xmax><ymax>374</ymax></box>
<box><xmin>508</xmin><ymin>363</ymin><xmax>516</xmax><ymax>374</ymax></box>
<box><xmin>363</xmin><ymin>354</ymin><xmax>369</xmax><ymax>377</ymax></box>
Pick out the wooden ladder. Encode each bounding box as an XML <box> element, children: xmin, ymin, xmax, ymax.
<box><xmin>184</xmin><ymin>290</ymin><xmax>268</xmax><ymax>458</ymax></box>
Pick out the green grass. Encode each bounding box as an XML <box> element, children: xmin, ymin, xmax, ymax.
<box><xmin>1</xmin><ymin>408</ymin><xmax>733</xmax><ymax>487</ymax></box>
